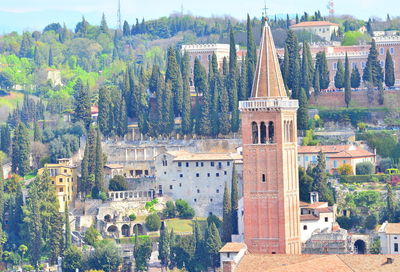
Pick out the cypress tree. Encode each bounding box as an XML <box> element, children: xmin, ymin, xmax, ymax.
<box><xmin>33</xmin><ymin>122</ymin><xmax>42</xmax><ymax>142</ymax></box>
<box><xmin>230</xmin><ymin>75</ymin><xmax>239</xmax><ymax>133</ymax></box>
<box><xmin>229</xmin><ymin>28</ymin><xmax>237</xmax><ymax>76</ymax></box>
<box><xmin>0</xmin><ymin>125</ymin><xmax>11</xmax><ymax>154</ymax></box>
<box><xmin>93</xmin><ymin>129</ymin><xmax>105</xmax><ymax>197</ymax></box>
<box><xmin>80</xmin><ymin>144</ymin><xmax>90</xmax><ymax>195</ymax></box>
<box><xmin>123</xmin><ymin>20</ymin><xmax>130</xmax><ymax>36</ymax></box>
<box><xmin>363</xmin><ymin>39</ymin><xmax>383</xmax><ymax>87</ymax></box>
<box><xmin>163</xmin><ymin>81</ymin><xmax>175</xmax><ymax>136</ymax></box>
<box><xmin>297</xmin><ymin>88</ymin><xmax>309</xmax><ymax>130</ymax></box>
<box><xmin>206</xmin><ymin>223</ymin><xmax>222</xmax><ymax>270</ymax></box>
<box><xmin>210</xmin><ymin>74</ymin><xmax>220</xmax><ymax>137</ymax></box>
<box><xmin>386</xmin><ymin>184</ymin><xmax>396</xmax><ymax>222</ymax></box>
<box><xmin>73</xmin><ymin>78</ymin><xmax>91</xmax><ymax>129</ymax></box>
<box><xmin>238</xmin><ymin>54</ymin><xmax>248</xmax><ymax>101</ymax></box>
<box><xmin>181</xmin><ymin>53</ymin><xmax>192</xmax><ymax>135</ymax></box>
<box><xmin>219</xmin><ymin>82</ymin><xmax>231</xmax><ymax>135</ymax></box>
<box><xmin>351</xmin><ymin>65</ymin><xmax>361</xmax><ymax>88</ymax></box>
<box><xmin>149</xmin><ymin>70</ymin><xmax>164</xmax><ymax>137</ymax></box>
<box><xmin>33</xmin><ymin>46</ymin><xmax>40</xmax><ymax>66</ymax></box>
<box><xmin>116</xmin><ymin>95</ymin><xmax>128</xmax><ymax>137</ymax></box>
<box><xmin>246</xmin><ymin>14</ymin><xmax>257</xmax><ymax>98</ymax></box>
<box><xmin>231</xmin><ymin>165</ymin><xmax>239</xmax><ymax>235</ymax></box>
<box><xmin>301</xmin><ymin>41</ymin><xmax>313</xmax><ymax>97</ymax></box>
<box><xmin>285</xmin><ymin>30</ymin><xmax>300</xmax><ymax>91</ymax></box>
<box><xmin>158</xmin><ymin>227</ymin><xmax>170</xmax><ymax>267</ymax></box>
<box><xmin>222</xmin><ymin>182</ymin><xmax>232</xmax><ymax>242</ymax></box>
<box><xmin>222</xmin><ymin>57</ymin><xmax>228</xmax><ymax>77</ymax></box>
<box><xmin>334</xmin><ymin>59</ymin><xmax>345</xmax><ymax>89</ymax></box>
<box><xmin>315</xmin><ymin>52</ymin><xmax>330</xmax><ymax>90</ymax></box>
<box><xmin>100</xmin><ymin>13</ymin><xmax>109</xmax><ymax>34</ymax></box>
<box><xmin>98</xmin><ymin>86</ymin><xmax>112</xmax><ymax>137</ymax></box>
<box><xmin>11</xmin><ymin>122</ymin><xmax>30</xmax><ymax>176</ymax></box>
<box><xmin>194</xmin><ymin>58</ymin><xmax>209</xmax><ymax>135</ymax></box>
<box><xmin>385</xmin><ymin>50</ymin><xmax>395</xmax><ymax>87</ymax></box>
<box><xmin>166</xmin><ymin>47</ymin><xmax>183</xmax><ymax>116</ymax></box>
<box><xmin>378</xmin><ymin>84</ymin><xmax>384</xmax><ymax>105</ymax></box>
<box><xmin>87</xmin><ymin>126</ymin><xmax>97</xmax><ymax>175</ymax></box>
<box><xmin>0</xmin><ymin>164</ymin><xmax>4</xmax><ymax>224</ymax></box>
<box><xmin>48</xmin><ymin>47</ymin><xmax>54</xmax><ymax>67</ymax></box>
<box><xmin>282</xmin><ymin>45</ymin><xmax>290</xmax><ymax>87</ymax></box>
<box><xmin>64</xmin><ymin>202</ymin><xmax>72</xmax><ymax>250</ymax></box>
<box><xmin>313</xmin><ymin>67</ymin><xmax>321</xmax><ymax>98</ymax></box>
<box><xmin>344</xmin><ymin>54</ymin><xmax>351</xmax><ymax>108</ymax></box>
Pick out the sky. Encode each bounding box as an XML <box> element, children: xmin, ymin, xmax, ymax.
<box><xmin>0</xmin><ymin>0</ymin><xmax>396</xmax><ymax>32</ymax></box>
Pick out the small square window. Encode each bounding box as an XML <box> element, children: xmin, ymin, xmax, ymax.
<box><xmin>170</xmin><ymin>185</ymin><xmax>173</xmax><ymax>189</ymax></box>
<box><xmin>59</xmin><ymin>178</ymin><xmax>63</xmax><ymax>182</ymax></box>
<box><xmin>196</xmin><ymin>173</ymin><xmax>200</xmax><ymax>177</ymax></box>
<box><xmin>197</xmin><ymin>189</ymin><xmax>200</xmax><ymax>193</ymax></box>
<box><xmin>325</xmin><ymin>217</ymin><xmax>328</xmax><ymax>222</ymax></box>
<box><xmin>178</xmin><ymin>162</ymin><xmax>182</xmax><ymax>167</ymax></box>
<box><xmin>207</xmin><ymin>173</ymin><xmax>210</xmax><ymax>177</ymax></box>
<box><xmin>186</xmin><ymin>162</ymin><xmax>189</xmax><ymax>167</ymax></box>
<box><xmin>216</xmin><ymin>173</ymin><xmax>220</xmax><ymax>177</ymax></box>
<box><xmin>201</xmin><ymin>162</ymin><xmax>204</xmax><ymax>167</ymax></box>
<box><xmin>210</xmin><ymin>198</ymin><xmax>213</xmax><ymax>202</ymax></box>
<box><xmin>164</xmin><ymin>171</ymin><xmax>167</xmax><ymax>175</ymax></box>
<box><xmin>180</xmin><ymin>174</ymin><xmax>183</xmax><ymax>178</ymax></box>
<box><xmin>211</xmin><ymin>162</ymin><xmax>215</xmax><ymax>166</ymax></box>
<box><xmin>179</xmin><ymin>183</ymin><xmax>182</xmax><ymax>187</ymax></box>
<box><xmin>194</xmin><ymin>198</ymin><xmax>197</xmax><ymax>202</ymax></box>
<box><xmin>216</xmin><ymin>189</ymin><xmax>219</xmax><ymax>193</ymax></box>
<box><xmin>224</xmin><ymin>171</ymin><xmax>227</xmax><ymax>175</ymax></box>
<box><xmin>303</xmin><ymin>225</ymin><xmax>307</xmax><ymax>230</ymax></box>
<box><xmin>52</xmin><ymin>181</ymin><xmax>55</xmax><ymax>185</ymax></box>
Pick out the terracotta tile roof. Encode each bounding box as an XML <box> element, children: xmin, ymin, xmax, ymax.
<box><xmin>290</xmin><ymin>21</ymin><xmax>339</xmax><ymax>28</ymax></box>
<box><xmin>298</xmin><ymin>145</ymin><xmax>349</xmax><ymax>154</ymax></box>
<box><xmin>219</xmin><ymin>242</ymin><xmax>247</xmax><ymax>253</ymax></box>
<box><xmin>300</xmin><ymin>214</ymin><xmax>319</xmax><ymax>221</ymax></box>
<box><xmin>384</xmin><ymin>223</ymin><xmax>400</xmax><ymax>234</ymax></box>
<box><xmin>329</xmin><ymin>147</ymin><xmax>375</xmax><ymax>158</ymax></box>
<box><xmin>236</xmin><ymin>254</ymin><xmax>400</xmax><ymax>272</ymax></box>
<box><xmin>316</xmin><ymin>207</ymin><xmax>334</xmax><ymax>213</ymax></box>
<box><xmin>166</xmin><ymin>150</ymin><xmax>241</xmax><ymax>162</ymax></box>
<box><xmin>305</xmin><ymin>202</ymin><xmax>328</xmax><ymax>209</ymax></box>
<box><xmin>299</xmin><ymin>201</ymin><xmax>309</xmax><ymax>207</ymax></box>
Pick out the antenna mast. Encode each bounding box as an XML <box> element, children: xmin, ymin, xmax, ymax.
<box><xmin>117</xmin><ymin>0</ymin><xmax>122</xmax><ymax>30</ymax></box>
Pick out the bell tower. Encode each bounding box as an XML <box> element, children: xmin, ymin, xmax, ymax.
<box><xmin>239</xmin><ymin>20</ymin><xmax>301</xmax><ymax>254</ymax></box>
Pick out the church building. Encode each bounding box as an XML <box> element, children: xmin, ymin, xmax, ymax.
<box><xmin>239</xmin><ymin>19</ymin><xmax>301</xmax><ymax>254</ymax></box>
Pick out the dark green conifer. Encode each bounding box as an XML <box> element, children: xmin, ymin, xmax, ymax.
<box><xmin>222</xmin><ymin>182</ymin><xmax>232</xmax><ymax>242</ymax></box>
<box><xmin>297</xmin><ymin>88</ymin><xmax>309</xmax><ymax>130</ymax></box>
<box><xmin>385</xmin><ymin>50</ymin><xmax>395</xmax><ymax>87</ymax></box>
<box><xmin>363</xmin><ymin>39</ymin><xmax>384</xmax><ymax>87</ymax></box>
<box><xmin>166</xmin><ymin>47</ymin><xmax>183</xmax><ymax>116</ymax></box>
<box><xmin>351</xmin><ymin>65</ymin><xmax>361</xmax><ymax>88</ymax></box>
<box><xmin>181</xmin><ymin>53</ymin><xmax>192</xmax><ymax>135</ymax></box>
<box><xmin>246</xmin><ymin>14</ymin><xmax>257</xmax><ymax>98</ymax></box>
<box><xmin>344</xmin><ymin>54</ymin><xmax>351</xmax><ymax>107</ymax></box>
<box><xmin>334</xmin><ymin>60</ymin><xmax>345</xmax><ymax>89</ymax></box>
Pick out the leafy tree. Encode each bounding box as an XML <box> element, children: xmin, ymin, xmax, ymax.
<box><xmin>337</xmin><ymin>164</ymin><xmax>353</xmax><ymax>175</ymax></box>
<box><xmin>88</xmin><ymin>240</ymin><xmax>122</xmax><ymax>272</ymax></box>
<box><xmin>365</xmin><ymin>213</ymin><xmax>378</xmax><ymax>230</ymax></box>
<box><xmin>83</xmin><ymin>226</ymin><xmax>100</xmax><ymax>246</ymax></box>
<box><xmin>351</xmin><ymin>65</ymin><xmax>361</xmax><ymax>88</ymax></box>
<box><xmin>299</xmin><ymin>166</ymin><xmax>313</xmax><ymax>202</ymax></box>
<box><xmin>207</xmin><ymin>214</ymin><xmax>222</xmax><ymax>229</ymax></box>
<box><xmin>108</xmin><ymin>175</ymin><xmax>128</xmax><ymax>191</ymax></box>
<box><xmin>134</xmin><ymin>238</ymin><xmax>152</xmax><ymax>272</ymax></box>
<box><xmin>370</xmin><ymin>238</ymin><xmax>381</xmax><ymax>254</ymax></box>
<box><xmin>344</xmin><ymin>54</ymin><xmax>351</xmax><ymax>107</ymax></box>
<box><xmin>175</xmin><ymin>199</ymin><xmax>195</xmax><ymax>219</ymax></box>
<box><xmin>62</xmin><ymin>246</ymin><xmax>82</xmax><ymax>272</ymax></box>
<box><xmin>334</xmin><ymin>60</ymin><xmax>345</xmax><ymax>89</ymax></box>
<box><xmin>100</xmin><ymin>13</ymin><xmax>109</xmax><ymax>34</ymax></box>
<box><xmin>0</xmin><ymin>72</ymin><xmax>13</xmax><ymax>90</ymax></box>
<box><xmin>356</xmin><ymin>162</ymin><xmax>374</xmax><ymax>175</ymax></box>
<box><xmin>310</xmin><ymin>151</ymin><xmax>335</xmax><ymax>205</ymax></box>
<box><xmin>385</xmin><ymin>50</ymin><xmax>395</xmax><ymax>87</ymax></box>
<box><xmin>163</xmin><ymin>200</ymin><xmax>176</xmax><ymax>218</ymax></box>
<box><xmin>222</xmin><ymin>182</ymin><xmax>232</xmax><ymax>242</ymax></box>
<box><xmin>145</xmin><ymin>214</ymin><xmax>161</xmax><ymax>231</ymax></box>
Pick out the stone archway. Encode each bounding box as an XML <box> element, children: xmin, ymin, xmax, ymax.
<box><xmin>133</xmin><ymin>224</ymin><xmax>144</xmax><ymax>235</ymax></box>
<box><xmin>107</xmin><ymin>225</ymin><xmax>118</xmax><ymax>233</ymax></box>
<box><xmin>354</xmin><ymin>239</ymin><xmax>366</xmax><ymax>254</ymax></box>
<box><xmin>121</xmin><ymin>224</ymin><xmax>130</xmax><ymax>237</ymax></box>
<box><xmin>104</xmin><ymin>214</ymin><xmax>111</xmax><ymax>222</ymax></box>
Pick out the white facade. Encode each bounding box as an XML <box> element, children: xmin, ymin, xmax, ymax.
<box><xmin>379</xmin><ymin>222</ymin><xmax>400</xmax><ymax>254</ymax></box>
<box><xmin>219</xmin><ymin>243</ymin><xmax>247</xmax><ymax>268</ymax></box>
<box><xmin>290</xmin><ymin>21</ymin><xmax>339</xmax><ymax>41</ymax></box>
<box><xmin>154</xmin><ymin>150</ymin><xmax>242</xmax><ymax>217</ymax></box>
<box><xmin>300</xmin><ymin>202</ymin><xmax>336</xmax><ymax>243</ymax></box>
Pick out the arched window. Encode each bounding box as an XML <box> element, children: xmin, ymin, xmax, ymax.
<box><xmin>260</xmin><ymin>122</ymin><xmax>267</xmax><ymax>144</ymax></box>
<box><xmin>252</xmin><ymin>122</ymin><xmax>259</xmax><ymax>144</ymax></box>
<box><xmin>268</xmin><ymin>121</ymin><xmax>274</xmax><ymax>143</ymax></box>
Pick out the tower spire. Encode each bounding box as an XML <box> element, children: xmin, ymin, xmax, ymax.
<box><xmin>251</xmin><ymin>20</ymin><xmax>287</xmax><ymax>99</ymax></box>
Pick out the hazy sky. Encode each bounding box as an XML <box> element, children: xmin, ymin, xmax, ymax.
<box><xmin>0</xmin><ymin>0</ymin><xmax>396</xmax><ymax>32</ymax></box>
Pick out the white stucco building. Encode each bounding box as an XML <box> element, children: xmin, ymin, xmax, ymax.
<box><xmin>290</xmin><ymin>21</ymin><xmax>339</xmax><ymax>41</ymax></box>
<box><xmin>154</xmin><ymin>150</ymin><xmax>243</xmax><ymax>217</ymax></box>
<box><xmin>379</xmin><ymin>222</ymin><xmax>400</xmax><ymax>254</ymax></box>
<box><xmin>300</xmin><ymin>193</ymin><xmax>336</xmax><ymax>243</ymax></box>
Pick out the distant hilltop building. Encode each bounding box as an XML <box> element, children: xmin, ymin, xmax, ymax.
<box><xmin>290</xmin><ymin>21</ymin><xmax>339</xmax><ymax>42</ymax></box>
<box><xmin>181</xmin><ymin>43</ymin><xmax>243</xmax><ymax>87</ymax></box>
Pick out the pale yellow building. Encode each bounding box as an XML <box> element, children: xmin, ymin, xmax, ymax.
<box><xmin>38</xmin><ymin>158</ymin><xmax>78</xmax><ymax>212</ymax></box>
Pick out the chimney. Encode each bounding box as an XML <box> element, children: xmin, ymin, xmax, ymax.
<box><xmin>310</xmin><ymin>192</ymin><xmax>319</xmax><ymax>204</ymax></box>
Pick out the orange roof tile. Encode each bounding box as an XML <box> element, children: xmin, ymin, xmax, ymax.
<box><xmin>300</xmin><ymin>214</ymin><xmax>319</xmax><ymax>221</ymax></box>
<box><xmin>290</xmin><ymin>21</ymin><xmax>339</xmax><ymax>28</ymax></box>
<box><xmin>385</xmin><ymin>223</ymin><xmax>400</xmax><ymax>234</ymax></box>
<box><xmin>298</xmin><ymin>145</ymin><xmax>349</xmax><ymax>154</ymax></box>
<box><xmin>316</xmin><ymin>207</ymin><xmax>334</xmax><ymax>213</ymax></box>
<box><xmin>330</xmin><ymin>147</ymin><xmax>375</xmax><ymax>158</ymax></box>
<box><xmin>219</xmin><ymin>242</ymin><xmax>247</xmax><ymax>253</ymax></box>
<box><xmin>305</xmin><ymin>202</ymin><xmax>328</xmax><ymax>209</ymax></box>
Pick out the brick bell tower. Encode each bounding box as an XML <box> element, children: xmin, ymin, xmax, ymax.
<box><xmin>239</xmin><ymin>20</ymin><xmax>301</xmax><ymax>254</ymax></box>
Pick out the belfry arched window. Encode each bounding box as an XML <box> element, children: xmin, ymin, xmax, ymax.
<box><xmin>252</xmin><ymin>122</ymin><xmax>258</xmax><ymax>144</ymax></box>
<box><xmin>260</xmin><ymin>122</ymin><xmax>267</xmax><ymax>144</ymax></box>
<box><xmin>268</xmin><ymin>121</ymin><xmax>274</xmax><ymax>143</ymax></box>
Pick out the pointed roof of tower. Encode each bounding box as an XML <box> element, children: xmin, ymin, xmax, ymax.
<box><xmin>251</xmin><ymin>20</ymin><xmax>287</xmax><ymax>99</ymax></box>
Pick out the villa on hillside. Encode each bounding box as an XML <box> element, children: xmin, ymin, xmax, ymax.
<box><xmin>289</xmin><ymin>21</ymin><xmax>339</xmax><ymax>41</ymax></box>
<box><xmin>298</xmin><ymin>145</ymin><xmax>376</xmax><ymax>175</ymax></box>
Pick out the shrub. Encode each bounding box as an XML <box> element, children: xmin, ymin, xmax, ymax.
<box><xmin>99</xmin><ymin>192</ymin><xmax>108</xmax><ymax>201</ymax></box>
<box><xmin>145</xmin><ymin>214</ymin><xmax>161</xmax><ymax>231</ymax></box>
<box><xmin>337</xmin><ymin>164</ymin><xmax>353</xmax><ymax>175</ymax></box>
<box><xmin>339</xmin><ymin>174</ymin><xmax>390</xmax><ymax>183</ymax></box>
<box><xmin>109</xmin><ymin>175</ymin><xmax>128</xmax><ymax>191</ymax></box>
<box><xmin>337</xmin><ymin>216</ymin><xmax>353</xmax><ymax>230</ymax></box>
<box><xmin>145</xmin><ymin>198</ymin><xmax>159</xmax><ymax>213</ymax></box>
<box><xmin>175</xmin><ymin>199</ymin><xmax>195</xmax><ymax>219</ymax></box>
<box><xmin>365</xmin><ymin>214</ymin><xmax>378</xmax><ymax>230</ymax></box>
<box><xmin>379</xmin><ymin>158</ymin><xmax>393</xmax><ymax>172</ymax></box>
<box><xmin>356</xmin><ymin>162</ymin><xmax>374</xmax><ymax>175</ymax></box>
<box><xmin>207</xmin><ymin>214</ymin><xmax>222</xmax><ymax>228</ymax></box>
<box><xmin>129</xmin><ymin>213</ymin><xmax>136</xmax><ymax>221</ymax></box>
<box><xmin>162</xmin><ymin>200</ymin><xmax>176</xmax><ymax>218</ymax></box>
<box><xmin>83</xmin><ymin>226</ymin><xmax>100</xmax><ymax>246</ymax></box>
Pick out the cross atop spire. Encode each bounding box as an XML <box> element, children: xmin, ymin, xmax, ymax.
<box><xmin>262</xmin><ymin>0</ymin><xmax>269</xmax><ymax>20</ymax></box>
<box><xmin>250</xmin><ymin>20</ymin><xmax>287</xmax><ymax>99</ymax></box>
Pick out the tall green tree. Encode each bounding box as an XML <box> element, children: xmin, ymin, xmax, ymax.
<box><xmin>363</xmin><ymin>39</ymin><xmax>384</xmax><ymax>87</ymax></box>
<box><xmin>222</xmin><ymin>183</ymin><xmax>232</xmax><ymax>242</ymax></box>
<box><xmin>166</xmin><ymin>47</ymin><xmax>183</xmax><ymax>116</ymax></box>
<box><xmin>351</xmin><ymin>65</ymin><xmax>361</xmax><ymax>88</ymax></box>
<box><xmin>285</xmin><ymin>30</ymin><xmax>300</xmax><ymax>92</ymax></box>
<box><xmin>33</xmin><ymin>122</ymin><xmax>42</xmax><ymax>142</ymax></box>
<box><xmin>93</xmin><ymin>129</ymin><xmax>105</xmax><ymax>197</ymax></box>
<box><xmin>100</xmin><ymin>13</ymin><xmax>109</xmax><ymax>34</ymax></box>
<box><xmin>386</xmin><ymin>183</ymin><xmax>396</xmax><ymax>222</ymax></box>
<box><xmin>73</xmin><ymin>79</ymin><xmax>91</xmax><ymax>129</ymax></box>
<box><xmin>158</xmin><ymin>226</ymin><xmax>170</xmax><ymax>268</ymax></box>
<box><xmin>64</xmin><ymin>202</ymin><xmax>72</xmax><ymax>250</ymax></box>
<box><xmin>334</xmin><ymin>60</ymin><xmax>345</xmax><ymax>89</ymax></box>
<box><xmin>219</xmin><ymin>83</ymin><xmax>231</xmax><ymax>135</ymax></box>
<box><xmin>0</xmin><ymin>125</ymin><xmax>11</xmax><ymax>155</ymax></box>
<box><xmin>301</xmin><ymin>41</ymin><xmax>313</xmax><ymax>97</ymax></box>
<box><xmin>181</xmin><ymin>53</ymin><xmax>192</xmax><ymax>135</ymax></box>
<box><xmin>98</xmin><ymin>86</ymin><xmax>112</xmax><ymax>137</ymax></box>
<box><xmin>314</xmin><ymin>52</ymin><xmax>330</xmax><ymax>90</ymax></box>
<box><xmin>11</xmin><ymin>122</ymin><xmax>30</xmax><ymax>176</ymax></box>
<box><xmin>297</xmin><ymin>88</ymin><xmax>309</xmax><ymax>130</ymax></box>
<box><xmin>193</xmin><ymin>58</ymin><xmax>208</xmax><ymax>135</ymax></box>
<box><xmin>206</xmin><ymin>223</ymin><xmax>222</xmax><ymax>271</ymax></box>
<box><xmin>123</xmin><ymin>20</ymin><xmax>130</xmax><ymax>36</ymax></box>
<box><xmin>282</xmin><ymin>45</ymin><xmax>290</xmax><ymax>88</ymax></box>
<box><xmin>48</xmin><ymin>47</ymin><xmax>54</xmax><ymax>67</ymax></box>
<box><xmin>311</xmin><ymin>151</ymin><xmax>334</xmax><ymax>205</ymax></box>
<box><xmin>385</xmin><ymin>50</ymin><xmax>395</xmax><ymax>87</ymax></box>
<box><xmin>238</xmin><ymin>54</ymin><xmax>248</xmax><ymax>101</ymax></box>
<box><xmin>246</xmin><ymin>14</ymin><xmax>257</xmax><ymax>98</ymax></box>
<box><xmin>344</xmin><ymin>54</ymin><xmax>351</xmax><ymax>107</ymax></box>
<box><xmin>231</xmin><ymin>165</ymin><xmax>239</xmax><ymax>235</ymax></box>
<box><xmin>163</xmin><ymin>81</ymin><xmax>175</xmax><ymax>136</ymax></box>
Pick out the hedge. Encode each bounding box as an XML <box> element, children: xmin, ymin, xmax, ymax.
<box><xmin>339</xmin><ymin>174</ymin><xmax>391</xmax><ymax>183</ymax></box>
